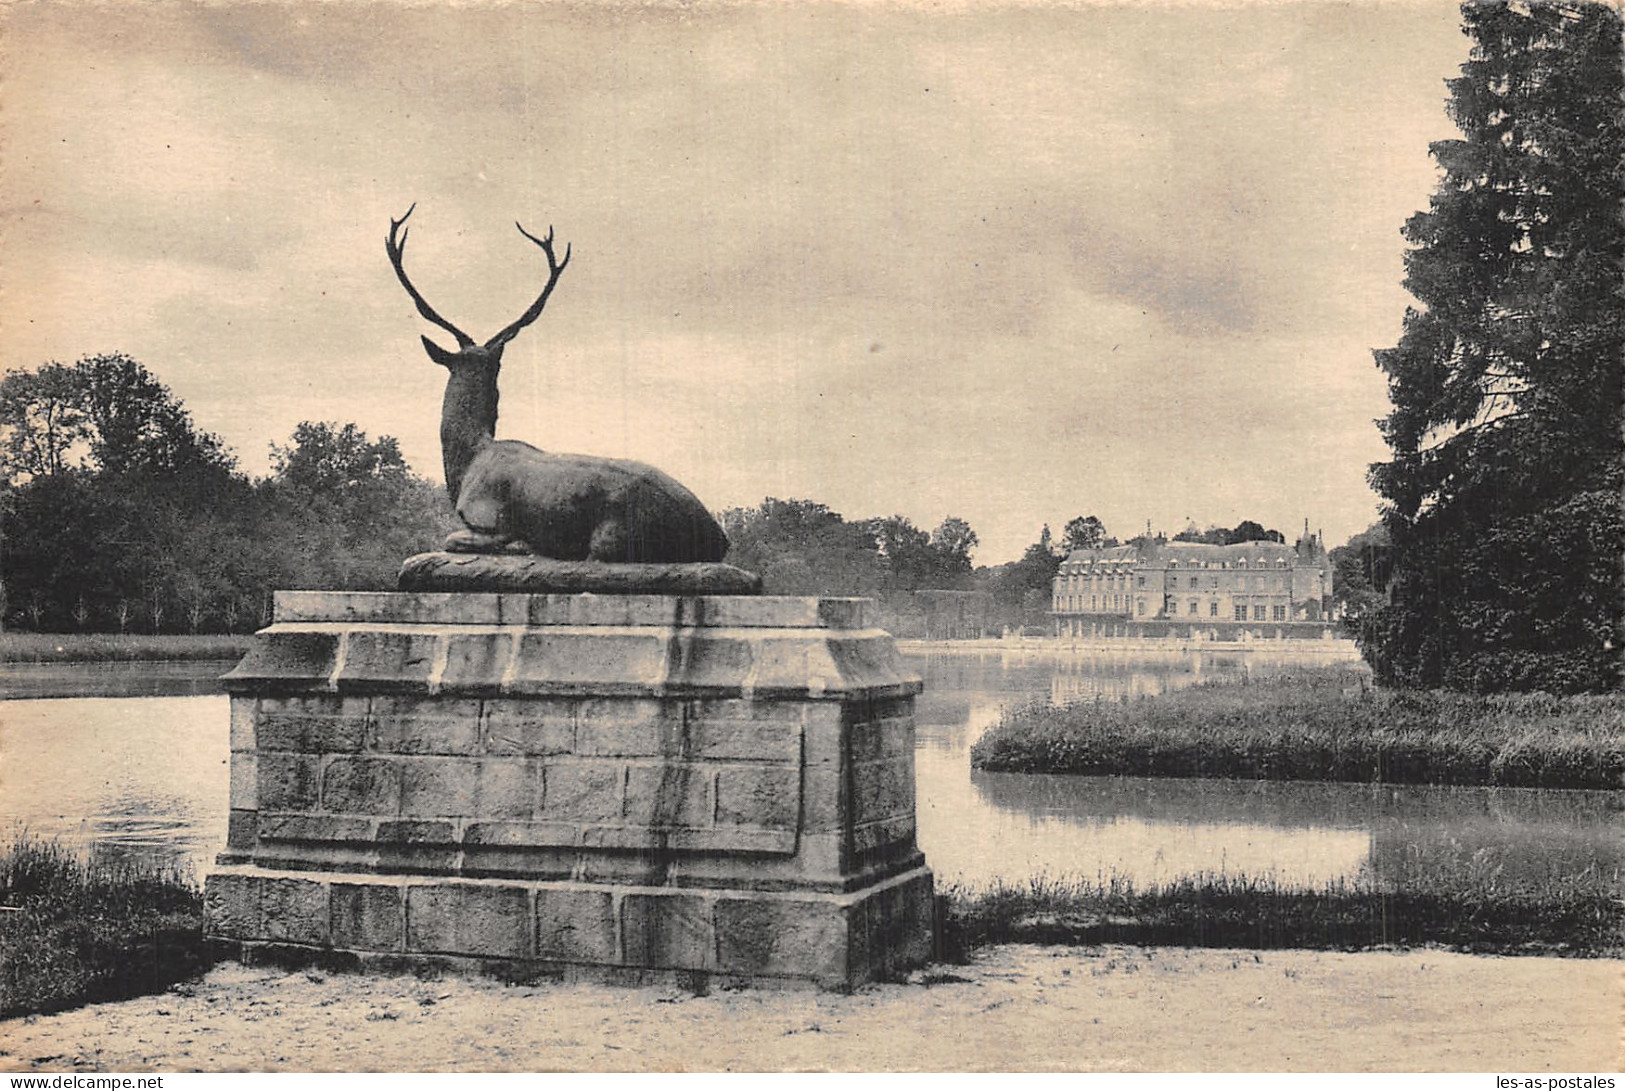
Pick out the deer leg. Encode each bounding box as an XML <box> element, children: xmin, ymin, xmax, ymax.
<box><xmin>446</xmin><ymin>488</ymin><xmax>529</xmax><ymax>554</ymax></box>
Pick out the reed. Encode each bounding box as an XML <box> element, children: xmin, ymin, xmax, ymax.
<box><xmin>940</xmin><ymin>864</ymin><xmax>1624</xmax><ymax>961</ymax></box>
<box><xmin>970</xmin><ymin>666</ymin><xmax>1624</xmax><ymax>789</ymax></box>
<box><xmin>0</xmin><ymin>837</ymin><xmax>210</xmax><ymax>1017</ymax></box>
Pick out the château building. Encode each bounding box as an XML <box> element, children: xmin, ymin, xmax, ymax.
<box><xmin>1050</xmin><ymin>535</ymin><xmax>1334</xmax><ymax>639</ymax></box>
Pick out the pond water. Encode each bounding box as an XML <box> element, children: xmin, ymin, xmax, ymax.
<box><xmin>1</xmin><ymin>651</ymin><xmax>1620</xmax><ymax>890</ymax></box>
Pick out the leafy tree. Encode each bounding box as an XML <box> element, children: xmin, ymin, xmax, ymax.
<box><xmin>930</xmin><ymin>516</ymin><xmax>979</xmax><ymax>576</ymax></box>
<box><xmin>0</xmin><ymin>363</ymin><xmax>88</xmax><ymax>482</ymax></box>
<box><xmin>74</xmin><ymin>353</ymin><xmax>234</xmax><ymax>478</ymax></box>
<box><xmin>1367</xmin><ymin>2</ymin><xmax>1622</xmax><ymax>693</ymax></box>
<box><xmin>986</xmin><ymin>525</ymin><xmax>1061</xmax><ymax>611</ymax></box>
<box><xmin>270</xmin><ymin>421</ymin><xmax>409</xmax><ymax>497</ymax></box>
<box><xmin>1061</xmin><ymin>515</ymin><xmax>1107</xmax><ymax>552</ymax></box>
<box><xmin>1330</xmin><ymin>522</ymin><xmax>1392</xmax><ymax>637</ymax></box>
<box><xmin>1225</xmin><ymin>520</ymin><xmax>1284</xmax><ymax>545</ymax></box>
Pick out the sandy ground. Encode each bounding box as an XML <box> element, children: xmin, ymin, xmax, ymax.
<box><xmin>1</xmin><ymin>946</ymin><xmax>1619</xmax><ymax>1072</ymax></box>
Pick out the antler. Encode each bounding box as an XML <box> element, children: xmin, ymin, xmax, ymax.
<box><xmin>485</xmin><ymin>222</ymin><xmax>572</xmax><ymax>351</ymax></box>
<box><xmin>386</xmin><ymin>204</ymin><xmax>475</xmax><ymax>350</ymax></box>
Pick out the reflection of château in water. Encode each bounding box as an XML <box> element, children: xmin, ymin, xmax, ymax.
<box><xmin>1051</xmin><ymin>534</ymin><xmax>1335</xmax><ymax>640</ymax></box>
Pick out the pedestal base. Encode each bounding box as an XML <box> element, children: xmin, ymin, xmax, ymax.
<box><xmin>204</xmin><ymin>590</ymin><xmax>935</xmax><ymax>989</ymax></box>
<box><xmin>207</xmin><ymin>863</ymin><xmax>934</xmax><ymax>989</ymax></box>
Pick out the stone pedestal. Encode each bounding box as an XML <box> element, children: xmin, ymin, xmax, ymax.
<box><xmin>204</xmin><ymin>591</ymin><xmax>934</xmax><ymax>989</ymax></box>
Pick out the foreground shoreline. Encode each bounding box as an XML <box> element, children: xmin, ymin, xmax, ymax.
<box><xmin>2</xmin><ymin>945</ymin><xmax>1617</xmax><ymax>1072</ymax></box>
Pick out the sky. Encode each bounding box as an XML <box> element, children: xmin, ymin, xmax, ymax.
<box><xmin>1</xmin><ymin>0</ymin><xmax>1472</xmax><ymax>564</ymax></box>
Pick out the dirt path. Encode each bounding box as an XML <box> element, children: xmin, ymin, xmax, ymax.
<box><xmin>2</xmin><ymin>946</ymin><xmax>1619</xmax><ymax>1072</ymax></box>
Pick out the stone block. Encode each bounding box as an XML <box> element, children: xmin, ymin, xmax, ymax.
<box><xmin>852</xmin><ymin>815</ymin><xmax>916</xmax><ymax>855</ymax></box>
<box><xmin>620</xmin><ymin>893</ymin><xmax>714</xmax><ymax>970</ymax></box>
<box><xmin>321</xmin><ymin>757</ymin><xmax>402</xmax><ymax>815</ymax></box>
<box><xmin>715</xmin><ymin>897</ymin><xmax>847</xmax><ymax>981</ymax></box>
<box><xmin>475</xmin><ymin>758</ymin><xmax>538</xmax><ymax>819</ymax></box>
<box><xmin>683</xmin><ymin>596</ymin><xmax>820</xmax><ymax>628</ymax></box>
<box><xmin>223</xmin><ymin>631</ymin><xmax>339</xmax><ymax>687</ymax></box>
<box><xmin>816</xmin><ymin>598</ymin><xmax>869</xmax><ymax>630</ymax></box>
<box><xmin>230</xmin><ymin>753</ymin><xmax>258</xmax><ymax>810</ymax></box>
<box><xmin>258</xmin><ymin>813</ymin><xmax>375</xmax><ymax>843</ymax></box>
<box><xmin>511</xmin><ymin>631</ymin><xmax>669</xmax><ymax>690</ymax></box>
<box><xmin>460</xmin><ymin>847</ymin><xmax>576</xmax><ymax>881</ymax></box>
<box><xmin>584</xmin><ymin>827</ymin><xmax>795</xmax><ymax>854</ymax></box>
<box><xmin>406</xmin><ymin>884</ymin><xmax>531</xmax><ymax>959</ymax></box>
<box><xmin>440</xmin><ymin>632</ymin><xmax>519</xmax><ymax>691</ymax></box>
<box><xmin>800</xmin><ymin>703</ymin><xmax>846</xmax><ymax>766</ymax></box>
<box><xmin>369</xmin><ymin>696</ymin><xmax>482</xmax><ymax>755</ymax></box>
<box><xmin>258</xmin><ymin>753</ymin><xmax>321</xmax><ymax>812</ymax></box>
<box><xmin>230</xmin><ymin>698</ymin><xmax>256</xmax><ymax>751</ymax></box>
<box><xmin>399</xmin><ymin>758</ymin><xmax>478</xmax><ymax>817</ymax></box>
<box><xmin>528</xmin><ymin>594</ymin><xmax>680</xmax><ymax>629</ymax></box>
<box><xmin>799</xmin><ymin>761</ymin><xmax>846</xmax><ymax>834</ymax></box>
<box><xmin>203</xmin><ymin>872</ymin><xmax>261</xmax><ymax>938</ymax></box>
<box><xmin>575</xmin><ymin>699</ymin><xmax>679</xmax><ymax>757</ymax></box>
<box><xmin>255</xmin><ymin>696</ymin><xmax>368</xmax><ymax>753</ymax></box>
<box><xmin>623</xmin><ymin>764</ymin><xmax>713</xmax><ymax>828</ymax></box>
<box><xmin>337</xmin><ymin>630</ymin><xmax>439</xmax><ymax>688</ymax></box>
<box><xmin>483</xmin><ymin>698</ymin><xmax>576</xmax><ymax>756</ymax></box>
<box><xmin>848</xmin><ymin>709</ymin><xmax>915</xmax><ymax>763</ymax></box>
<box><xmin>687</xmin><ymin>715</ymin><xmax>801</xmax><ymax>763</ymax></box>
<box><xmin>577</xmin><ymin>853</ymin><xmax>672</xmax><ymax>885</ymax></box>
<box><xmin>261</xmin><ymin>878</ymin><xmax>329</xmax><ymax>945</ymax></box>
<box><xmin>275</xmin><ymin>590</ymin><xmax>504</xmax><ymax>626</ymax></box>
<box><xmin>715</xmin><ymin>767</ymin><xmax>799</xmax><ymax>829</ymax></box>
<box><xmin>376</xmin><ymin>819</ymin><xmax>457</xmax><ymax>844</ymax></box>
<box><xmin>534</xmin><ymin>889</ymin><xmax>616</xmax><ymax>963</ymax></box>
<box><xmin>665</xmin><ymin>633</ymin><xmax>753</xmax><ymax>691</ymax></box>
<box><xmin>852</xmin><ymin>757</ymin><xmax>913</xmax><ymax>823</ymax></box>
<box><xmin>330</xmin><ymin>882</ymin><xmax>405</xmax><ymax>951</ymax></box>
<box><xmin>226</xmin><ymin>809</ymin><xmax>258</xmax><ymax>851</ymax></box>
<box><xmin>541</xmin><ymin>762</ymin><xmax>624</xmax><ymax>823</ymax></box>
<box><xmin>461</xmin><ymin>820</ymin><xmax>580</xmax><ymax>848</ymax></box>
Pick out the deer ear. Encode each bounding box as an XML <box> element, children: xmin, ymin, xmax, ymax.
<box><xmin>421</xmin><ymin>335</ymin><xmax>460</xmax><ymax>369</ymax></box>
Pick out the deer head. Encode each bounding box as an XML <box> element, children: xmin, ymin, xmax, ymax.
<box><xmin>386</xmin><ymin>203</ymin><xmax>571</xmax><ymax>370</ymax></box>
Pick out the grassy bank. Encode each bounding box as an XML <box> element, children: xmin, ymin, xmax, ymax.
<box><xmin>941</xmin><ymin>868</ymin><xmax>1625</xmax><ymax>960</ymax></box>
<box><xmin>0</xmin><ymin>838</ymin><xmax>211</xmax><ymax>1017</ymax></box>
<box><xmin>0</xmin><ymin>632</ymin><xmax>251</xmax><ymax>664</ymax></box>
<box><xmin>970</xmin><ymin>667</ymin><xmax>1625</xmax><ymax>789</ymax></box>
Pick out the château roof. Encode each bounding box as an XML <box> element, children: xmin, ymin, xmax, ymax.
<box><xmin>1059</xmin><ymin>537</ymin><xmax>1326</xmax><ymax>574</ymax></box>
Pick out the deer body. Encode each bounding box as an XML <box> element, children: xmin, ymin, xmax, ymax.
<box><xmin>390</xmin><ymin>206</ymin><xmax>728</xmax><ymax>564</ymax></box>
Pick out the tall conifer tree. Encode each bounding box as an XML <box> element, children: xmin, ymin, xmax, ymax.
<box><xmin>1368</xmin><ymin>2</ymin><xmax>1623</xmax><ymax>692</ymax></box>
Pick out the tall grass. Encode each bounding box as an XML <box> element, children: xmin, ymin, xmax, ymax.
<box><xmin>0</xmin><ymin>633</ymin><xmax>250</xmax><ymax>663</ymax></box>
<box><xmin>971</xmin><ymin>667</ymin><xmax>1625</xmax><ymax>789</ymax></box>
<box><xmin>940</xmin><ymin>864</ymin><xmax>1624</xmax><ymax>960</ymax></box>
<box><xmin>0</xmin><ymin>837</ymin><xmax>211</xmax><ymax>1017</ymax></box>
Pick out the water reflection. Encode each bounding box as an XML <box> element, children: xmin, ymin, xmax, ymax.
<box><xmin>0</xmin><ymin>696</ymin><xmax>231</xmax><ymax>878</ymax></box>
<box><xmin>904</xmin><ymin>649</ymin><xmax>1625</xmax><ymax>891</ymax></box>
<box><xmin>0</xmin><ymin>651</ymin><xmax>1619</xmax><ymax>894</ymax></box>
<box><xmin>0</xmin><ymin>660</ymin><xmax>239</xmax><ymax>701</ymax></box>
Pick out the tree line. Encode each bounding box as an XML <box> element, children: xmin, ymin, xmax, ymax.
<box><xmin>0</xmin><ymin>353</ymin><xmax>452</xmax><ymax>633</ymax></box>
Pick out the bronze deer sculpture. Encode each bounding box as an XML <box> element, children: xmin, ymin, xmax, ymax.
<box><xmin>387</xmin><ymin>205</ymin><xmax>729</xmax><ymax>563</ymax></box>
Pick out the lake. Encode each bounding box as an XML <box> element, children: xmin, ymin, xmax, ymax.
<box><xmin>1</xmin><ymin>648</ymin><xmax>1619</xmax><ymax>890</ymax></box>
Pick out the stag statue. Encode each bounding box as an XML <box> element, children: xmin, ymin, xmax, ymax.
<box><xmin>387</xmin><ymin>205</ymin><xmax>729</xmax><ymax>564</ymax></box>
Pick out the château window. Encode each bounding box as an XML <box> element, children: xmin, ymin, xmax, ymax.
<box><xmin>1253</xmin><ymin>605</ymin><xmax>1267</xmax><ymax>621</ymax></box>
<box><xmin>1209</xmin><ymin>601</ymin><xmax>1219</xmax><ymax>617</ymax></box>
<box><xmin>1233</xmin><ymin>603</ymin><xmax>1247</xmax><ymax>621</ymax></box>
<box><xmin>1188</xmin><ymin>576</ymin><xmax>1198</xmax><ymax>589</ymax></box>
<box><xmin>1272</xmin><ymin>604</ymin><xmax>1286</xmax><ymax>621</ymax></box>
<box><xmin>1188</xmin><ymin>600</ymin><xmax>1199</xmax><ymax>615</ymax></box>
